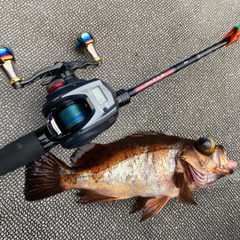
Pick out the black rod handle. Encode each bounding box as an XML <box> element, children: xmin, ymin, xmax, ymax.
<box><xmin>0</xmin><ymin>132</ymin><xmax>46</xmax><ymax>176</ymax></box>
<box><xmin>0</xmin><ymin>126</ymin><xmax>59</xmax><ymax>176</ymax></box>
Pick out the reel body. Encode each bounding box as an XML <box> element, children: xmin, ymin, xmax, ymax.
<box><xmin>43</xmin><ymin>75</ymin><xmax>118</xmax><ymax>149</ymax></box>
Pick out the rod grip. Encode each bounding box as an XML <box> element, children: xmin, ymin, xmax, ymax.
<box><xmin>0</xmin><ymin>132</ymin><xmax>46</xmax><ymax>176</ymax></box>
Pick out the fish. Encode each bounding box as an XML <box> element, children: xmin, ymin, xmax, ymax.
<box><xmin>25</xmin><ymin>132</ymin><xmax>237</xmax><ymax>221</ymax></box>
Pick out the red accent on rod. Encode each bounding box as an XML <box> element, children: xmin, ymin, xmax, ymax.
<box><xmin>135</xmin><ymin>68</ymin><xmax>175</xmax><ymax>93</ymax></box>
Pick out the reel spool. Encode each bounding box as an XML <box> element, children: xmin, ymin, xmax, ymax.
<box><xmin>58</xmin><ymin>101</ymin><xmax>90</xmax><ymax>131</ymax></box>
<box><xmin>49</xmin><ymin>99</ymin><xmax>92</xmax><ymax>136</ymax></box>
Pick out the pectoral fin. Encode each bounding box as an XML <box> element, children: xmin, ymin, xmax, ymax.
<box><xmin>141</xmin><ymin>197</ymin><xmax>171</xmax><ymax>221</ymax></box>
<box><xmin>174</xmin><ymin>172</ymin><xmax>197</xmax><ymax>205</ymax></box>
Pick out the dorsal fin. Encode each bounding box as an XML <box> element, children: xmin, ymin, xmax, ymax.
<box><xmin>174</xmin><ymin>172</ymin><xmax>197</xmax><ymax>205</ymax></box>
<box><xmin>70</xmin><ymin>143</ymin><xmax>103</xmax><ymax>167</ymax></box>
<box><xmin>128</xmin><ymin>131</ymin><xmax>165</xmax><ymax>138</ymax></box>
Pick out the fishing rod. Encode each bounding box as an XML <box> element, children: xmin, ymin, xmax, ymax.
<box><xmin>0</xmin><ymin>24</ymin><xmax>239</xmax><ymax>176</ymax></box>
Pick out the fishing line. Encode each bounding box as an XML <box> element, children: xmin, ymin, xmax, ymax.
<box><xmin>58</xmin><ymin>102</ymin><xmax>90</xmax><ymax>131</ymax></box>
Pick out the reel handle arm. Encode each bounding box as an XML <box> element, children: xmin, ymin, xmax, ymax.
<box><xmin>13</xmin><ymin>60</ymin><xmax>100</xmax><ymax>89</ymax></box>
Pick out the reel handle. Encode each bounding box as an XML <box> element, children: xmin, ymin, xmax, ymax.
<box><xmin>76</xmin><ymin>32</ymin><xmax>101</xmax><ymax>62</ymax></box>
<box><xmin>0</xmin><ymin>33</ymin><xmax>101</xmax><ymax>89</ymax></box>
<box><xmin>0</xmin><ymin>46</ymin><xmax>22</xmax><ymax>88</ymax></box>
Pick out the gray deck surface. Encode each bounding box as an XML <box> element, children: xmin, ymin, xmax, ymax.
<box><xmin>0</xmin><ymin>1</ymin><xmax>239</xmax><ymax>239</ymax></box>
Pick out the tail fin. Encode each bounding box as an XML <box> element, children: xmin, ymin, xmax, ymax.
<box><xmin>25</xmin><ymin>153</ymin><xmax>70</xmax><ymax>201</ymax></box>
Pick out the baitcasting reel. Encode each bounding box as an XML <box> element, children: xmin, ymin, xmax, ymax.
<box><xmin>0</xmin><ymin>24</ymin><xmax>239</xmax><ymax>176</ymax></box>
<box><xmin>0</xmin><ymin>33</ymin><xmax>130</xmax><ymax>151</ymax></box>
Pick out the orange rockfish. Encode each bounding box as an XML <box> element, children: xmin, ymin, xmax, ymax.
<box><xmin>25</xmin><ymin>132</ymin><xmax>237</xmax><ymax>221</ymax></box>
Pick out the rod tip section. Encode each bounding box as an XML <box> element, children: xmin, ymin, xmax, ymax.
<box><xmin>223</xmin><ymin>23</ymin><xmax>240</xmax><ymax>47</ymax></box>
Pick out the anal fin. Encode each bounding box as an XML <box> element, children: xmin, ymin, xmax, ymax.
<box><xmin>131</xmin><ymin>197</ymin><xmax>154</xmax><ymax>213</ymax></box>
<box><xmin>131</xmin><ymin>196</ymin><xmax>170</xmax><ymax>221</ymax></box>
<box><xmin>78</xmin><ymin>189</ymin><xmax>118</xmax><ymax>203</ymax></box>
<box><xmin>174</xmin><ymin>172</ymin><xmax>197</xmax><ymax>205</ymax></box>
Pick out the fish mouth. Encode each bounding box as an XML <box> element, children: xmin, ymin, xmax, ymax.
<box><xmin>186</xmin><ymin>159</ymin><xmax>237</xmax><ymax>188</ymax></box>
<box><xmin>213</xmin><ymin>145</ymin><xmax>237</xmax><ymax>175</ymax></box>
<box><xmin>182</xmin><ymin>144</ymin><xmax>238</xmax><ymax>188</ymax></box>
<box><xmin>212</xmin><ymin>159</ymin><xmax>237</xmax><ymax>175</ymax></box>
<box><xmin>186</xmin><ymin>163</ymin><xmax>218</xmax><ymax>187</ymax></box>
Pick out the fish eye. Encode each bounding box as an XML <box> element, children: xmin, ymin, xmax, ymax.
<box><xmin>196</xmin><ymin>136</ymin><xmax>216</xmax><ymax>155</ymax></box>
